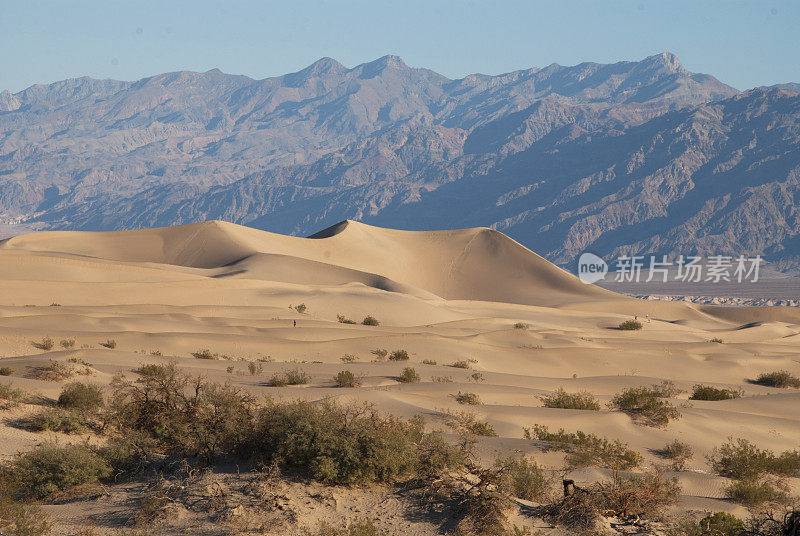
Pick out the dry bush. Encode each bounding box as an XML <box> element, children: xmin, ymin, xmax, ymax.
<box><xmin>513</xmin><ymin>322</ymin><xmax>529</xmax><ymax>329</ymax></box>
<box><xmin>388</xmin><ymin>349</ymin><xmax>409</xmax><ymax>361</ymax></box>
<box><xmin>454</xmin><ymin>392</ymin><xmax>482</xmax><ymax>405</ymax></box>
<box><xmin>468</xmin><ymin>372</ymin><xmax>485</xmax><ymax>383</ymax></box>
<box><xmin>341</xmin><ymin>354</ymin><xmax>357</xmax><ymax>363</ymax></box>
<box><xmin>525</xmin><ymin>424</ymin><xmax>641</xmax><ymax>470</ymax></box>
<box><xmin>248</xmin><ymin>361</ymin><xmax>263</xmax><ymax>376</ymax></box>
<box><xmin>60</xmin><ymin>338</ymin><xmax>76</xmax><ymax>349</ymax></box>
<box><xmin>361</xmin><ymin>316</ymin><xmax>380</xmax><ymax>326</ymax></box>
<box><xmin>422</xmin><ymin>359</ymin><xmax>437</xmax><ymax>365</ymax></box>
<box><xmin>609</xmin><ymin>380</ymin><xmax>682</xmax><ymax>426</ymax></box>
<box><xmin>690</xmin><ymin>384</ymin><xmax>742</xmax><ymax>401</ymax></box>
<box><xmin>656</xmin><ymin>439</ymin><xmax>694</xmax><ymax>470</ymax></box>
<box><xmin>100</xmin><ymin>339</ymin><xmax>117</xmax><ymax>349</ymax></box>
<box><xmin>754</xmin><ymin>370</ymin><xmax>800</xmax><ymax>389</ymax></box>
<box><xmin>398</xmin><ymin>367</ymin><xmax>420</xmax><ymax>383</ymax></box>
<box><xmin>268</xmin><ymin>368</ymin><xmax>310</xmax><ymax>386</ymax></box>
<box><xmin>0</xmin><ymin>367</ymin><xmax>12</xmax><ymax>376</ymax></box>
<box><xmin>450</xmin><ymin>361</ymin><xmax>470</xmax><ymax>369</ymax></box>
<box><xmin>28</xmin><ymin>407</ymin><xmax>88</xmax><ymax>434</ymax></box>
<box><xmin>0</xmin><ymin>475</ymin><xmax>50</xmax><ymax>536</ymax></box>
<box><xmin>29</xmin><ymin>359</ymin><xmax>82</xmax><ymax>381</ymax></box>
<box><xmin>618</xmin><ymin>320</ymin><xmax>642</xmax><ymax>331</ymax></box>
<box><xmin>333</xmin><ymin>370</ymin><xmax>361</xmax><ymax>388</ymax></box>
<box><xmin>540</xmin><ymin>388</ymin><xmax>600</xmax><ymax>410</ymax></box>
<box><xmin>306</xmin><ymin>518</ymin><xmax>390</xmax><ymax>536</ymax></box>
<box><xmin>371</xmin><ymin>349</ymin><xmax>388</xmax><ymax>361</ymax></box>
<box><xmin>32</xmin><ymin>337</ymin><xmax>54</xmax><ymax>351</ymax></box>
<box><xmin>444</xmin><ymin>410</ymin><xmax>497</xmax><ymax>437</ymax></box>
<box><xmin>0</xmin><ymin>383</ymin><xmax>27</xmax><ymax>409</ymax></box>
<box><xmin>336</xmin><ymin>314</ymin><xmax>357</xmax><ymax>325</ymax></box>
<box><xmin>294</xmin><ymin>303</ymin><xmax>307</xmax><ymax>314</ymax></box>
<box><xmin>431</xmin><ymin>376</ymin><xmax>453</xmax><ymax>383</ymax></box>
<box><xmin>192</xmin><ymin>348</ymin><xmax>216</xmax><ymax>359</ymax></box>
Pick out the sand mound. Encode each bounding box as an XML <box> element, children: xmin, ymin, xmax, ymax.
<box><xmin>1</xmin><ymin>220</ymin><xmax>612</xmax><ymax>306</ymax></box>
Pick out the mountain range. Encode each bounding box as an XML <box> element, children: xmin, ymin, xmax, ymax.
<box><xmin>2</xmin><ymin>52</ymin><xmax>799</xmax><ymax>272</ymax></box>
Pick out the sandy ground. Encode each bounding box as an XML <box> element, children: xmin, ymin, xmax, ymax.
<box><xmin>0</xmin><ymin>220</ymin><xmax>798</xmax><ymax>534</ymax></box>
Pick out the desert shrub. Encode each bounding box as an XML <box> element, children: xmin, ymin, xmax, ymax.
<box><xmin>226</xmin><ymin>365</ymin><xmax>234</xmax><ymax>374</ymax></box>
<box><xmin>618</xmin><ymin>320</ymin><xmax>642</xmax><ymax>331</ymax></box>
<box><xmin>248</xmin><ymin>361</ymin><xmax>263</xmax><ymax>376</ymax></box>
<box><xmin>598</xmin><ymin>471</ymin><xmax>680</xmax><ymax>519</ymax></box>
<box><xmin>33</xmin><ymin>337</ymin><xmax>54</xmax><ymax>351</ymax></box>
<box><xmin>57</xmin><ymin>382</ymin><xmax>104</xmax><ymax>412</ymax></box>
<box><xmin>454</xmin><ymin>392</ymin><xmax>482</xmax><ymax>405</ymax></box>
<box><xmin>336</xmin><ymin>314</ymin><xmax>357</xmax><ymax>325</ymax></box>
<box><xmin>310</xmin><ymin>518</ymin><xmax>390</xmax><ymax>536</ymax></box>
<box><xmin>469</xmin><ymin>372</ymin><xmax>485</xmax><ymax>383</ymax></box>
<box><xmin>108</xmin><ymin>363</ymin><xmax>255</xmax><ymax>464</ymax></box>
<box><xmin>191</xmin><ymin>349</ymin><xmax>216</xmax><ymax>359</ymax></box>
<box><xmin>388</xmin><ymin>349</ymin><xmax>409</xmax><ymax>361</ymax></box>
<box><xmin>697</xmin><ymin>512</ymin><xmax>746</xmax><ymax>536</ymax></box>
<box><xmin>525</xmin><ymin>424</ymin><xmax>641</xmax><ymax>470</ymax></box>
<box><xmin>341</xmin><ymin>354</ymin><xmax>357</xmax><ymax>363</ymax></box>
<box><xmin>100</xmin><ymin>339</ymin><xmax>117</xmax><ymax>349</ymax></box>
<box><xmin>398</xmin><ymin>367</ymin><xmax>420</xmax><ymax>383</ymax></box>
<box><xmin>0</xmin><ymin>367</ymin><xmax>12</xmax><ymax>376</ymax></box>
<box><xmin>29</xmin><ymin>359</ymin><xmax>81</xmax><ymax>381</ymax></box>
<box><xmin>28</xmin><ymin>407</ymin><xmax>87</xmax><ymax>434</ymax></box>
<box><xmin>0</xmin><ymin>476</ymin><xmax>50</xmax><ymax>536</ymax></box>
<box><xmin>333</xmin><ymin>370</ymin><xmax>361</xmax><ymax>388</ymax></box>
<box><xmin>513</xmin><ymin>322</ymin><xmax>529</xmax><ymax>329</ymax></box>
<box><xmin>657</xmin><ymin>440</ymin><xmax>693</xmax><ymax>470</ymax></box>
<box><xmin>540</xmin><ymin>388</ymin><xmax>600</xmax><ymax>410</ymax></box>
<box><xmin>267</xmin><ymin>374</ymin><xmax>288</xmax><ymax>387</ymax></box>
<box><xmin>710</xmin><ymin>337</ymin><xmax>724</xmax><ymax>344</ymax></box>
<box><xmin>421</xmin><ymin>359</ymin><xmax>437</xmax><ymax>365</ymax></box>
<box><xmin>450</xmin><ymin>360</ymin><xmax>470</xmax><ymax>369</ymax></box>
<box><xmin>495</xmin><ymin>456</ymin><xmax>550</xmax><ymax>501</ymax></box>
<box><xmin>361</xmin><ymin>316</ymin><xmax>380</xmax><ymax>326</ymax></box>
<box><xmin>690</xmin><ymin>384</ymin><xmax>742</xmax><ymax>401</ymax></box>
<box><xmin>754</xmin><ymin>370</ymin><xmax>800</xmax><ymax>388</ymax></box>
<box><xmin>8</xmin><ymin>442</ymin><xmax>111</xmax><ymax>499</ymax></box>
<box><xmin>444</xmin><ymin>410</ymin><xmax>497</xmax><ymax>437</ymax></box>
<box><xmin>0</xmin><ymin>383</ymin><xmax>27</xmax><ymax>409</ymax></box>
<box><xmin>371</xmin><ymin>348</ymin><xmax>388</xmax><ymax>360</ymax></box>
<box><xmin>59</xmin><ymin>338</ymin><xmax>75</xmax><ymax>349</ymax></box>
<box><xmin>247</xmin><ymin>400</ymin><xmax>464</xmax><ymax>485</ymax></box>
<box><xmin>98</xmin><ymin>431</ymin><xmax>159</xmax><ymax>479</ymax></box>
<box><xmin>609</xmin><ymin>381</ymin><xmax>682</xmax><ymax>426</ymax></box>
<box><xmin>294</xmin><ymin>303</ymin><xmax>307</xmax><ymax>314</ymax></box>
<box><xmin>708</xmin><ymin>438</ymin><xmax>800</xmax><ymax>480</ymax></box>
<box><xmin>431</xmin><ymin>376</ymin><xmax>453</xmax><ymax>383</ymax></box>
<box><xmin>284</xmin><ymin>368</ymin><xmax>311</xmax><ymax>385</ymax></box>
<box><xmin>725</xmin><ymin>479</ymin><xmax>789</xmax><ymax>507</ymax></box>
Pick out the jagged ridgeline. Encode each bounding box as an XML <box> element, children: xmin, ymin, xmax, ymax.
<box><xmin>1</xmin><ymin>53</ymin><xmax>799</xmax><ymax>272</ymax></box>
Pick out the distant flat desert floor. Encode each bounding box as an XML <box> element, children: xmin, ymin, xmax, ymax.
<box><xmin>0</xmin><ymin>220</ymin><xmax>799</xmax><ymax>534</ymax></box>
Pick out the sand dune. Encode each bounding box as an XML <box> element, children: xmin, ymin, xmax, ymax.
<box><xmin>1</xmin><ymin>220</ymin><xmax>799</xmax><ymax>532</ymax></box>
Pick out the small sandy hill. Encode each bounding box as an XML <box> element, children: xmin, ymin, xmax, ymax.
<box><xmin>1</xmin><ymin>220</ymin><xmax>613</xmax><ymax>307</ymax></box>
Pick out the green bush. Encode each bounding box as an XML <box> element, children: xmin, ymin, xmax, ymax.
<box><xmin>657</xmin><ymin>440</ymin><xmax>693</xmax><ymax>470</ymax></box>
<box><xmin>294</xmin><ymin>303</ymin><xmax>307</xmax><ymax>314</ymax></box>
<box><xmin>388</xmin><ymin>349</ymin><xmax>409</xmax><ymax>361</ymax></box>
<box><xmin>309</xmin><ymin>518</ymin><xmax>390</xmax><ymax>536</ymax></box>
<box><xmin>57</xmin><ymin>382</ymin><xmax>104</xmax><ymax>412</ymax></box>
<box><xmin>0</xmin><ymin>367</ymin><xmax>12</xmax><ymax>376</ymax></box>
<box><xmin>597</xmin><ymin>472</ymin><xmax>680</xmax><ymax>519</ymax></box>
<box><xmin>708</xmin><ymin>438</ymin><xmax>800</xmax><ymax>480</ymax></box>
<box><xmin>371</xmin><ymin>349</ymin><xmax>388</xmax><ymax>360</ymax></box>
<box><xmin>8</xmin><ymin>442</ymin><xmax>111</xmax><ymax>499</ymax></box>
<box><xmin>618</xmin><ymin>320</ymin><xmax>642</xmax><ymax>331</ymax></box>
<box><xmin>513</xmin><ymin>322</ymin><xmax>529</xmax><ymax>329</ymax></box>
<box><xmin>398</xmin><ymin>367</ymin><xmax>420</xmax><ymax>383</ymax></box>
<box><xmin>98</xmin><ymin>431</ymin><xmax>159</xmax><ymax>479</ymax></box>
<box><xmin>361</xmin><ymin>316</ymin><xmax>380</xmax><ymax>326</ymax></box>
<box><xmin>609</xmin><ymin>381</ymin><xmax>682</xmax><ymax>426</ymax></box>
<box><xmin>525</xmin><ymin>424</ymin><xmax>641</xmax><ymax>470</ymax></box>
<box><xmin>247</xmin><ymin>400</ymin><xmax>464</xmax><ymax>486</ymax></box>
<box><xmin>725</xmin><ymin>479</ymin><xmax>789</xmax><ymax>507</ymax></box>
<box><xmin>698</xmin><ymin>512</ymin><xmax>745</xmax><ymax>536</ymax></box>
<box><xmin>28</xmin><ymin>408</ymin><xmax>87</xmax><ymax>434</ymax></box>
<box><xmin>754</xmin><ymin>370</ymin><xmax>800</xmax><ymax>388</ymax></box>
<box><xmin>449</xmin><ymin>360</ymin><xmax>470</xmax><ymax>369</ymax></box>
<box><xmin>689</xmin><ymin>384</ymin><xmax>742</xmax><ymax>401</ymax></box>
<box><xmin>444</xmin><ymin>410</ymin><xmax>497</xmax><ymax>437</ymax></box>
<box><xmin>191</xmin><ymin>348</ymin><xmax>216</xmax><ymax>359</ymax></box>
<box><xmin>333</xmin><ymin>370</ymin><xmax>361</xmax><ymax>388</ymax></box>
<box><xmin>540</xmin><ymin>388</ymin><xmax>600</xmax><ymax>410</ymax></box>
<box><xmin>495</xmin><ymin>456</ymin><xmax>550</xmax><ymax>501</ymax></box>
<box><xmin>454</xmin><ymin>392</ymin><xmax>482</xmax><ymax>405</ymax></box>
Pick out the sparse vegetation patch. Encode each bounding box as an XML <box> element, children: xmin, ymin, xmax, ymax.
<box><xmin>540</xmin><ymin>388</ymin><xmax>600</xmax><ymax>410</ymax></box>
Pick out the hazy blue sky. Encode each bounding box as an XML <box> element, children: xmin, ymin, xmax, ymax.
<box><xmin>1</xmin><ymin>0</ymin><xmax>798</xmax><ymax>92</ymax></box>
